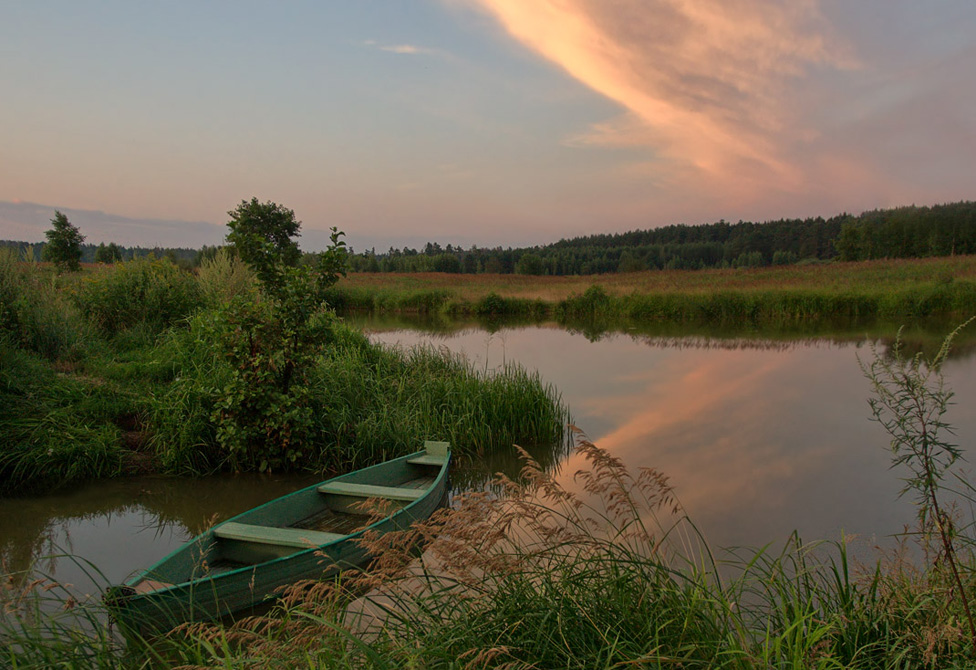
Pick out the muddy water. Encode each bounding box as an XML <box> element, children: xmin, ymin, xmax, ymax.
<box><xmin>3</xmin><ymin>319</ymin><xmax>976</xmax><ymax>596</ymax></box>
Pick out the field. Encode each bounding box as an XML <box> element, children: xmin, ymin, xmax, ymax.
<box><xmin>328</xmin><ymin>256</ymin><xmax>976</xmax><ymax>336</ymax></box>
<box><xmin>338</xmin><ymin>255</ymin><xmax>976</xmax><ymax>301</ymax></box>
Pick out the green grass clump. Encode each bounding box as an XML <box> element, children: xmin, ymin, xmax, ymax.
<box><xmin>309</xmin><ymin>328</ymin><xmax>567</xmax><ymax>470</ymax></box>
<box><xmin>147</xmin><ymin>320</ymin><xmax>568</xmax><ymax>476</ymax></box>
<box><xmin>0</xmin><ymin>248</ymin><xmax>89</xmax><ymax>360</ymax></box>
<box><xmin>72</xmin><ymin>257</ymin><xmax>204</xmax><ymax>336</ymax></box>
<box><xmin>0</xmin><ymin>342</ymin><xmax>130</xmax><ymax>496</ymax></box>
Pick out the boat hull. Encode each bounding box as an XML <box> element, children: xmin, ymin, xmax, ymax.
<box><xmin>105</xmin><ymin>444</ymin><xmax>450</xmax><ymax>637</ymax></box>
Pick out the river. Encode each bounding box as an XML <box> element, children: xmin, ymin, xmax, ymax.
<box><xmin>3</xmin><ymin>317</ymin><xmax>975</xmax><ymax>599</ymax></box>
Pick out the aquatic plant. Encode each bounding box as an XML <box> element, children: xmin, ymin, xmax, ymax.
<box><xmin>861</xmin><ymin>318</ymin><xmax>976</xmax><ymax>655</ymax></box>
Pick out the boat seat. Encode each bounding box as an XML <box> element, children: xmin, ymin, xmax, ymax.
<box><xmin>213</xmin><ymin>522</ymin><xmax>344</xmax><ymax>548</ymax></box>
<box><xmin>317</xmin><ymin>481</ymin><xmax>426</xmax><ymax>501</ymax></box>
<box><xmin>133</xmin><ymin>578</ymin><xmax>174</xmax><ymax>594</ymax></box>
<box><xmin>408</xmin><ymin>440</ymin><xmax>450</xmax><ymax>466</ymax></box>
<box><xmin>407</xmin><ymin>453</ymin><xmax>448</xmax><ymax>466</ymax></box>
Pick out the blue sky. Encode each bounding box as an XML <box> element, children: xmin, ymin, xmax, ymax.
<box><xmin>2</xmin><ymin>1</ymin><xmax>974</xmax><ymax>251</ymax></box>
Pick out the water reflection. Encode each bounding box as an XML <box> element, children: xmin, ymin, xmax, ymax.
<box><xmin>356</xmin><ymin>311</ymin><xmax>976</xmax><ymax>359</ymax></box>
<box><xmin>3</xmin><ymin>316</ymin><xmax>975</xmax><ymax>598</ymax></box>
<box><xmin>353</xmin><ymin>314</ymin><xmax>976</xmax><ymax>554</ymax></box>
<box><xmin>0</xmin><ymin>473</ymin><xmax>317</xmax><ymax>592</ymax></box>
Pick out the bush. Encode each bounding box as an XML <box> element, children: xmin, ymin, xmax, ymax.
<box><xmin>73</xmin><ymin>257</ymin><xmax>204</xmax><ymax>335</ymax></box>
<box><xmin>196</xmin><ymin>247</ymin><xmax>258</xmax><ymax>306</ymax></box>
<box><xmin>0</xmin><ymin>248</ymin><xmax>87</xmax><ymax>359</ymax></box>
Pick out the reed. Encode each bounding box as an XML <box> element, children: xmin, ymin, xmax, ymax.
<box><xmin>333</xmin><ymin>257</ymin><xmax>976</xmax><ymax>328</ymax></box>
<box><xmin>146</xmin><ymin>431</ymin><xmax>976</xmax><ymax>669</ymax></box>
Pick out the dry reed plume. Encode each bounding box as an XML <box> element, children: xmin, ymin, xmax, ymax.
<box><xmin>170</xmin><ymin>428</ymin><xmax>702</xmax><ymax>669</ymax></box>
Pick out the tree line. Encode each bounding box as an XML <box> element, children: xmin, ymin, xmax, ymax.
<box><xmin>348</xmin><ymin>201</ymin><xmax>976</xmax><ymax>275</ymax></box>
<box><xmin>5</xmin><ymin>200</ymin><xmax>976</xmax><ymax>276</ymax></box>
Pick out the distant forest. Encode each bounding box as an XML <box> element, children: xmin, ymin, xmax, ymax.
<box><xmin>350</xmin><ymin>201</ymin><xmax>976</xmax><ymax>275</ymax></box>
<box><xmin>4</xmin><ymin>200</ymin><xmax>975</xmax><ymax>275</ymax></box>
<box><xmin>0</xmin><ymin>240</ymin><xmax>199</xmax><ymax>267</ymax></box>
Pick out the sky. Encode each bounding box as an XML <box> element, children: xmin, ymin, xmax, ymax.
<box><xmin>1</xmin><ymin>1</ymin><xmax>974</xmax><ymax>252</ymax></box>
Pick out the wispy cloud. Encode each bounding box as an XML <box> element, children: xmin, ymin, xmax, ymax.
<box><xmin>462</xmin><ymin>0</ymin><xmax>855</xmax><ymax>197</ymax></box>
<box><xmin>363</xmin><ymin>40</ymin><xmax>442</xmax><ymax>57</ymax></box>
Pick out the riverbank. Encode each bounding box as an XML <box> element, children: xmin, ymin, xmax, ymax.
<box><xmin>0</xmin><ymin>250</ymin><xmax>568</xmax><ymax>496</ymax></box>
<box><xmin>330</xmin><ymin>255</ymin><xmax>976</xmax><ymax>327</ymax></box>
<box><xmin>5</xmin><ymin>433</ymin><xmax>975</xmax><ymax>669</ymax></box>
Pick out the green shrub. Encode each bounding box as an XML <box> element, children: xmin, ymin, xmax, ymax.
<box><xmin>73</xmin><ymin>257</ymin><xmax>204</xmax><ymax>335</ymax></box>
<box><xmin>196</xmin><ymin>247</ymin><xmax>258</xmax><ymax>306</ymax></box>
<box><xmin>0</xmin><ymin>248</ymin><xmax>87</xmax><ymax>359</ymax></box>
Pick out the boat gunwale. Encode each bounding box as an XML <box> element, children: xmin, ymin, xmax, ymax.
<box><xmin>121</xmin><ymin>448</ymin><xmax>449</xmax><ymax>598</ymax></box>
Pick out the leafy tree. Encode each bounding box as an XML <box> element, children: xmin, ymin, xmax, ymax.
<box><xmin>515</xmin><ymin>253</ymin><xmax>544</xmax><ymax>275</ymax></box>
<box><xmin>226</xmin><ymin>198</ymin><xmax>302</xmax><ymax>294</ymax></box>
<box><xmin>94</xmin><ymin>242</ymin><xmax>123</xmax><ymax>264</ymax></box>
<box><xmin>41</xmin><ymin>211</ymin><xmax>84</xmax><ymax>272</ymax></box>
<box><xmin>432</xmin><ymin>253</ymin><xmax>461</xmax><ymax>273</ymax></box>
<box><xmin>214</xmin><ymin>200</ymin><xmax>348</xmax><ymax>472</ymax></box>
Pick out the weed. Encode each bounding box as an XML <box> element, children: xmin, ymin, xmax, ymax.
<box><xmin>861</xmin><ymin>318</ymin><xmax>976</xmax><ymax>656</ymax></box>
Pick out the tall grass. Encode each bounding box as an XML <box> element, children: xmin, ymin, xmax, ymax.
<box><xmin>0</xmin><ymin>248</ymin><xmax>88</xmax><ymax>359</ymax></box>
<box><xmin>309</xmin><ymin>328</ymin><xmax>568</xmax><ymax>471</ymax></box>
<box><xmin>72</xmin><ymin>257</ymin><xmax>204</xmax><ymax>336</ymax></box>
<box><xmin>132</xmin><ymin>433</ymin><xmax>976</xmax><ymax>669</ymax></box>
<box><xmin>0</xmin><ymin>343</ymin><xmax>131</xmax><ymax>495</ymax></box>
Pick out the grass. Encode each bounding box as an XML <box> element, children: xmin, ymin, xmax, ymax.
<box><xmin>5</xmin><ymin>433</ymin><xmax>974</xmax><ymax>669</ymax></box>
<box><xmin>333</xmin><ymin>256</ymin><xmax>976</xmax><ymax>328</ymax></box>
<box><xmin>339</xmin><ymin>256</ymin><xmax>976</xmax><ymax>301</ymax></box>
<box><xmin>0</xmin><ymin>255</ymin><xmax>569</xmax><ymax>494</ymax></box>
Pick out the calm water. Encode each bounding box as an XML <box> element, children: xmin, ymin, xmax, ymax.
<box><xmin>3</xmin><ymin>318</ymin><xmax>976</xmax><ymax>596</ymax></box>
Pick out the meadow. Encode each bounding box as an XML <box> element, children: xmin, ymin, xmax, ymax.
<box><xmin>331</xmin><ymin>255</ymin><xmax>976</xmax><ymax>328</ymax></box>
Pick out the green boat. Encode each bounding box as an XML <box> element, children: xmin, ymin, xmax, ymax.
<box><xmin>105</xmin><ymin>441</ymin><xmax>451</xmax><ymax>637</ymax></box>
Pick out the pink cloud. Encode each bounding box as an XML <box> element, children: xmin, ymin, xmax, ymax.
<box><xmin>461</xmin><ymin>0</ymin><xmax>856</xmax><ymax>201</ymax></box>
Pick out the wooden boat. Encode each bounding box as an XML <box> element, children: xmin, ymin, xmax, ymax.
<box><xmin>105</xmin><ymin>441</ymin><xmax>451</xmax><ymax>636</ymax></box>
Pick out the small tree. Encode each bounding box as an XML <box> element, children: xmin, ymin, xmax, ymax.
<box><xmin>214</xmin><ymin>199</ymin><xmax>348</xmax><ymax>472</ymax></box>
<box><xmin>226</xmin><ymin>198</ymin><xmax>302</xmax><ymax>294</ymax></box>
<box><xmin>94</xmin><ymin>242</ymin><xmax>123</xmax><ymax>264</ymax></box>
<box><xmin>41</xmin><ymin>211</ymin><xmax>84</xmax><ymax>272</ymax></box>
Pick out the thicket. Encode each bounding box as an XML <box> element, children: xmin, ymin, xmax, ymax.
<box><xmin>0</xmin><ymin>204</ymin><xmax>569</xmax><ymax>495</ymax></box>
